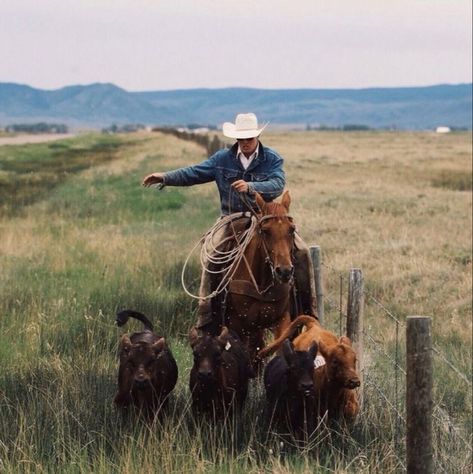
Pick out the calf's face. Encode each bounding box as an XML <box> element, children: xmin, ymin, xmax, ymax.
<box><xmin>282</xmin><ymin>339</ymin><xmax>318</xmax><ymax>397</ymax></box>
<box><xmin>321</xmin><ymin>337</ymin><xmax>360</xmax><ymax>389</ymax></box>
<box><xmin>119</xmin><ymin>335</ymin><xmax>166</xmax><ymax>389</ymax></box>
<box><xmin>189</xmin><ymin>327</ymin><xmax>228</xmax><ymax>381</ymax></box>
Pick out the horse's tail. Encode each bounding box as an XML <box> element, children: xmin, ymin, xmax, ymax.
<box><xmin>116</xmin><ymin>309</ymin><xmax>154</xmax><ymax>332</ymax></box>
<box><xmin>258</xmin><ymin>315</ymin><xmax>318</xmax><ymax>359</ymax></box>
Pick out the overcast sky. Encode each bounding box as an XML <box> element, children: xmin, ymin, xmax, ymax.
<box><xmin>1</xmin><ymin>0</ymin><xmax>471</xmax><ymax>91</ymax></box>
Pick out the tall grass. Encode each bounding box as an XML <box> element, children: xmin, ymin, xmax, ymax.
<box><xmin>0</xmin><ymin>131</ymin><xmax>471</xmax><ymax>472</ymax></box>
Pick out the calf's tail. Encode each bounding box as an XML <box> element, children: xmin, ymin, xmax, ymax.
<box><xmin>116</xmin><ymin>309</ymin><xmax>154</xmax><ymax>332</ymax></box>
<box><xmin>258</xmin><ymin>315</ymin><xmax>318</xmax><ymax>359</ymax></box>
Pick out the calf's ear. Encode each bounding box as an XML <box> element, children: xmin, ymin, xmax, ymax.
<box><xmin>282</xmin><ymin>338</ymin><xmax>296</xmax><ymax>365</ymax></box>
<box><xmin>339</xmin><ymin>336</ymin><xmax>352</xmax><ymax>346</ymax></box>
<box><xmin>318</xmin><ymin>340</ymin><xmax>330</xmax><ymax>358</ymax></box>
<box><xmin>308</xmin><ymin>341</ymin><xmax>318</xmax><ymax>359</ymax></box>
<box><xmin>120</xmin><ymin>334</ymin><xmax>132</xmax><ymax>354</ymax></box>
<box><xmin>152</xmin><ymin>337</ymin><xmax>165</xmax><ymax>355</ymax></box>
<box><xmin>188</xmin><ymin>327</ymin><xmax>199</xmax><ymax>348</ymax></box>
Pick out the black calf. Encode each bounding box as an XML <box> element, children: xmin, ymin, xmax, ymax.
<box><xmin>264</xmin><ymin>339</ymin><xmax>318</xmax><ymax>441</ymax></box>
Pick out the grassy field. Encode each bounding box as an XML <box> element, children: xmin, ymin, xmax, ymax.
<box><xmin>0</xmin><ymin>130</ymin><xmax>471</xmax><ymax>472</ymax></box>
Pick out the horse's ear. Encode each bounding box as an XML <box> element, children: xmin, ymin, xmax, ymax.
<box><xmin>281</xmin><ymin>190</ymin><xmax>291</xmax><ymax>211</ymax></box>
<box><xmin>255</xmin><ymin>193</ymin><xmax>265</xmax><ymax>213</ymax></box>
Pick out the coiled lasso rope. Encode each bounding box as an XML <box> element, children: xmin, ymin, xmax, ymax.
<box><xmin>181</xmin><ymin>213</ymin><xmax>258</xmax><ymax>300</ymax></box>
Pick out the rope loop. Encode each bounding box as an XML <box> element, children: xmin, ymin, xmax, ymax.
<box><xmin>181</xmin><ymin>213</ymin><xmax>259</xmax><ymax>300</ymax></box>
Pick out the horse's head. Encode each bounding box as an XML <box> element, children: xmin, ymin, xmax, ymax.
<box><xmin>255</xmin><ymin>190</ymin><xmax>296</xmax><ymax>283</ymax></box>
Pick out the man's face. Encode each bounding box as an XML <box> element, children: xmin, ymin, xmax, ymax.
<box><xmin>237</xmin><ymin>137</ymin><xmax>259</xmax><ymax>156</ymax></box>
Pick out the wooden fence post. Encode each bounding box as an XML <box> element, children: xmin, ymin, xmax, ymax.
<box><xmin>347</xmin><ymin>268</ymin><xmax>364</xmax><ymax>392</ymax></box>
<box><xmin>309</xmin><ymin>245</ymin><xmax>324</xmax><ymax>324</ymax></box>
<box><xmin>406</xmin><ymin>316</ymin><xmax>433</xmax><ymax>474</ymax></box>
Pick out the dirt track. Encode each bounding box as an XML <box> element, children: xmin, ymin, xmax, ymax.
<box><xmin>0</xmin><ymin>133</ymin><xmax>75</xmax><ymax>146</ymax></box>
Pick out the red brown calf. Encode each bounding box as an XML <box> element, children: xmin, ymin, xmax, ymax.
<box><xmin>259</xmin><ymin>315</ymin><xmax>360</xmax><ymax>422</ymax></box>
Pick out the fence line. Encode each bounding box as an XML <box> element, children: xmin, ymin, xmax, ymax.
<box><xmin>364</xmin><ymin>376</ymin><xmax>406</xmax><ymax>424</ymax></box>
<box><xmin>365</xmin><ymin>291</ymin><xmax>403</xmax><ymax>325</ymax></box>
<box><xmin>365</xmin><ymin>291</ymin><xmax>471</xmax><ymax>386</ymax></box>
<box><xmin>322</xmin><ymin>262</ymin><xmax>471</xmax><ymax>388</ymax></box>
<box><xmin>431</xmin><ymin>346</ymin><xmax>472</xmax><ymax>387</ymax></box>
<box><xmin>363</xmin><ymin>330</ymin><xmax>406</xmax><ymax>375</ymax></box>
<box><xmin>432</xmin><ymin>405</ymin><xmax>472</xmax><ymax>451</ymax></box>
<box><xmin>316</xmin><ymin>252</ymin><xmax>472</xmax><ymax>469</ymax></box>
<box><xmin>324</xmin><ymin>294</ymin><xmax>345</xmax><ymax>313</ymax></box>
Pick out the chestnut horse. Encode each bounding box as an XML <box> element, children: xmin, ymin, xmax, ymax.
<box><xmin>223</xmin><ymin>190</ymin><xmax>295</xmax><ymax>364</ymax></box>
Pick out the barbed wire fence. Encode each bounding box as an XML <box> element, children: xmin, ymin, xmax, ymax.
<box><xmin>312</xmin><ymin>246</ymin><xmax>472</xmax><ymax>473</ymax></box>
<box><xmin>152</xmin><ymin>127</ymin><xmax>225</xmax><ymax>156</ymax></box>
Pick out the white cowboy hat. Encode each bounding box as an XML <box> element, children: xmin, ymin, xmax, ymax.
<box><xmin>222</xmin><ymin>113</ymin><xmax>268</xmax><ymax>139</ymax></box>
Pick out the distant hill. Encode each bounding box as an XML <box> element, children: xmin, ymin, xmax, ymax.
<box><xmin>0</xmin><ymin>82</ymin><xmax>471</xmax><ymax>130</ymax></box>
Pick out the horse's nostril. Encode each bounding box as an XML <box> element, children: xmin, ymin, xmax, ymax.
<box><xmin>275</xmin><ymin>266</ymin><xmax>294</xmax><ymax>281</ymax></box>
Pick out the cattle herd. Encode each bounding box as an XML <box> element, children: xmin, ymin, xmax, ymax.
<box><xmin>113</xmin><ymin>309</ymin><xmax>360</xmax><ymax>441</ymax></box>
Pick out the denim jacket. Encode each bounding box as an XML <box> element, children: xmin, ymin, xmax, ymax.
<box><xmin>163</xmin><ymin>142</ymin><xmax>285</xmax><ymax>215</ymax></box>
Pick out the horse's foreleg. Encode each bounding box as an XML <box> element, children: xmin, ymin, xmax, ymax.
<box><xmin>248</xmin><ymin>330</ymin><xmax>265</xmax><ymax>375</ymax></box>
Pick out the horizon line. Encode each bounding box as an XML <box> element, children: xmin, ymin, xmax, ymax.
<box><xmin>1</xmin><ymin>80</ymin><xmax>472</xmax><ymax>94</ymax></box>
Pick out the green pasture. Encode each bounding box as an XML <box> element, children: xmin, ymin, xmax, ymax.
<box><xmin>0</xmin><ymin>131</ymin><xmax>471</xmax><ymax>472</ymax></box>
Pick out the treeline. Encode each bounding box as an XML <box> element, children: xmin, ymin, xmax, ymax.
<box><xmin>4</xmin><ymin>123</ymin><xmax>68</xmax><ymax>134</ymax></box>
<box><xmin>102</xmin><ymin>124</ymin><xmax>146</xmax><ymax>134</ymax></box>
<box><xmin>306</xmin><ymin>124</ymin><xmax>373</xmax><ymax>131</ymax></box>
<box><xmin>152</xmin><ymin>127</ymin><xmax>225</xmax><ymax>156</ymax></box>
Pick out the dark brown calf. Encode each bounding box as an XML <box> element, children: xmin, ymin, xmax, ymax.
<box><xmin>189</xmin><ymin>326</ymin><xmax>253</xmax><ymax>419</ymax></box>
<box><xmin>114</xmin><ymin>309</ymin><xmax>178</xmax><ymax>417</ymax></box>
<box><xmin>264</xmin><ymin>339</ymin><xmax>318</xmax><ymax>442</ymax></box>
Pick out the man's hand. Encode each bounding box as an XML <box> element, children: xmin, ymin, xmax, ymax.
<box><xmin>231</xmin><ymin>179</ymin><xmax>249</xmax><ymax>193</ymax></box>
<box><xmin>142</xmin><ymin>172</ymin><xmax>164</xmax><ymax>187</ymax></box>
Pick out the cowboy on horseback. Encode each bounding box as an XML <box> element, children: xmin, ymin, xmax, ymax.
<box><xmin>142</xmin><ymin>113</ymin><xmax>317</xmax><ymax>334</ymax></box>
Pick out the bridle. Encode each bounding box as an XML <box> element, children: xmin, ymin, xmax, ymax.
<box><xmin>180</xmin><ymin>188</ymin><xmax>295</xmax><ymax>300</ymax></box>
<box><xmin>259</xmin><ymin>213</ymin><xmax>295</xmax><ymax>272</ymax></box>
<box><xmin>232</xmin><ymin>191</ymin><xmax>296</xmax><ymax>294</ymax></box>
